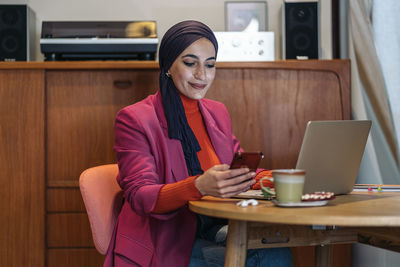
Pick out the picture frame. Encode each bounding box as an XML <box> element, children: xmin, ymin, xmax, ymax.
<box><xmin>225</xmin><ymin>1</ymin><xmax>268</xmax><ymax>31</ymax></box>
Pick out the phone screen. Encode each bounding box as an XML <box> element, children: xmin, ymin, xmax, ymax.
<box><xmin>230</xmin><ymin>151</ymin><xmax>264</xmax><ymax>172</ymax></box>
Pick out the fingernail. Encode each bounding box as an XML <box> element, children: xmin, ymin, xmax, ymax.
<box><xmin>250</xmin><ymin>172</ymin><xmax>256</xmax><ymax>176</ymax></box>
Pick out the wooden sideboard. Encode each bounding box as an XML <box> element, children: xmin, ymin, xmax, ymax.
<box><xmin>0</xmin><ymin>60</ymin><xmax>350</xmax><ymax>267</ymax></box>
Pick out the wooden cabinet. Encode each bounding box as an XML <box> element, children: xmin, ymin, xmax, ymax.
<box><xmin>0</xmin><ymin>60</ymin><xmax>350</xmax><ymax>267</ymax></box>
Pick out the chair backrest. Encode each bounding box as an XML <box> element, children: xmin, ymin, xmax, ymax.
<box><xmin>79</xmin><ymin>164</ymin><xmax>123</xmax><ymax>255</ymax></box>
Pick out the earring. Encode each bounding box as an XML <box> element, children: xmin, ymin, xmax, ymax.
<box><xmin>166</xmin><ymin>72</ymin><xmax>171</xmax><ymax>78</ymax></box>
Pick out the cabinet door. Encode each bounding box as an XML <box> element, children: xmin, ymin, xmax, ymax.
<box><xmin>46</xmin><ymin>70</ymin><xmax>158</xmax><ymax>186</ymax></box>
<box><xmin>0</xmin><ymin>70</ymin><xmax>45</xmax><ymax>267</ymax></box>
<box><xmin>46</xmin><ymin>69</ymin><xmax>158</xmax><ymax>267</ymax></box>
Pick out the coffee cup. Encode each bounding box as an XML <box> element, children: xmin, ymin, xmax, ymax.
<box><xmin>260</xmin><ymin>169</ymin><xmax>306</xmax><ymax>203</ymax></box>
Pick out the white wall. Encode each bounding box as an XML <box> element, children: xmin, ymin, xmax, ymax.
<box><xmin>0</xmin><ymin>0</ymin><xmax>332</xmax><ymax>61</ymax></box>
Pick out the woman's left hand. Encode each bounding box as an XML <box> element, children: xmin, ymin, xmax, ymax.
<box><xmin>194</xmin><ymin>164</ymin><xmax>256</xmax><ymax>198</ymax></box>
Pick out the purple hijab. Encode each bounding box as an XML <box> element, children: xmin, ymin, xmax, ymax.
<box><xmin>158</xmin><ymin>20</ymin><xmax>218</xmax><ymax>176</ymax></box>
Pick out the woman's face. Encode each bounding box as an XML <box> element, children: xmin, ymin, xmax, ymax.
<box><xmin>168</xmin><ymin>37</ymin><xmax>216</xmax><ymax>100</ymax></box>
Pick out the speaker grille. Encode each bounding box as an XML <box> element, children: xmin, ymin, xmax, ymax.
<box><xmin>0</xmin><ymin>5</ymin><xmax>27</xmax><ymax>61</ymax></box>
<box><xmin>285</xmin><ymin>2</ymin><xmax>318</xmax><ymax>59</ymax></box>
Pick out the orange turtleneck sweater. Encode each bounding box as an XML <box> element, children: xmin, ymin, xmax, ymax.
<box><xmin>152</xmin><ymin>94</ymin><xmax>271</xmax><ymax>213</ymax></box>
<box><xmin>152</xmin><ymin>94</ymin><xmax>219</xmax><ymax>213</ymax></box>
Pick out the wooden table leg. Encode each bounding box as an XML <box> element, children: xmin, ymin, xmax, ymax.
<box><xmin>315</xmin><ymin>245</ymin><xmax>333</xmax><ymax>267</ymax></box>
<box><xmin>224</xmin><ymin>220</ymin><xmax>248</xmax><ymax>267</ymax></box>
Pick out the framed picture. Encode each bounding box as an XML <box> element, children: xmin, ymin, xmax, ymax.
<box><xmin>225</xmin><ymin>1</ymin><xmax>268</xmax><ymax>31</ymax></box>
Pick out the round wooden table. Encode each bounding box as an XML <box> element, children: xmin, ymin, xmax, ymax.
<box><xmin>189</xmin><ymin>192</ymin><xmax>400</xmax><ymax>267</ymax></box>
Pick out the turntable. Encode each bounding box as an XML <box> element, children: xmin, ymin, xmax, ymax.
<box><xmin>40</xmin><ymin>21</ymin><xmax>158</xmax><ymax>61</ymax></box>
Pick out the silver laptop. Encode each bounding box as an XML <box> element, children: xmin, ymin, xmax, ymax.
<box><xmin>296</xmin><ymin>120</ymin><xmax>372</xmax><ymax>195</ymax></box>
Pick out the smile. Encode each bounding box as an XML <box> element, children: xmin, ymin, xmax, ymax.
<box><xmin>189</xmin><ymin>82</ymin><xmax>206</xmax><ymax>90</ymax></box>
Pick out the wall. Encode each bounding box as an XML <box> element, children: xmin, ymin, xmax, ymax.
<box><xmin>0</xmin><ymin>0</ymin><xmax>332</xmax><ymax>61</ymax></box>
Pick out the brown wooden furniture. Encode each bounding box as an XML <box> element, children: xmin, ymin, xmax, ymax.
<box><xmin>0</xmin><ymin>69</ymin><xmax>45</xmax><ymax>267</ymax></box>
<box><xmin>189</xmin><ymin>192</ymin><xmax>400</xmax><ymax>267</ymax></box>
<box><xmin>0</xmin><ymin>60</ymin><xmax>349</xmax><ymax>267</ymax></box>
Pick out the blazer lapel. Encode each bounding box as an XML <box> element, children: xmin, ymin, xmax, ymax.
<box><xmin>198</xmin><ymin>101</ymin><xmax>233</xmax><ymax>165</ymax></box>
<box><xmin>153</xmin><ymin>91</ymin><xmax>189</xmax><ymax>182</ymax></box>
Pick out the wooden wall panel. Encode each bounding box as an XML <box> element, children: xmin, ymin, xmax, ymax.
<box><xmin>209</xmin><ymin>68</ymin><xmax>346</xmax><ymax>170</ymax></box>
<box><xmin>207</xmin><ymin>62</ymin><xmax>351</xmax><ymax>267</ymax></box>
<box><xmin>0</xmin><ymin>70</ymin><xmax>45</xmax><ymax>267</ymax></box>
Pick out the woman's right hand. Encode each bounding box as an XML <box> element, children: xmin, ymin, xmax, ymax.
<box><xmin>194</xmin><ymin>164</ymin><xmax>256</xmax><ymax>198</ymax></box>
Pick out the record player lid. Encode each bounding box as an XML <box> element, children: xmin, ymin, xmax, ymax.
<box><xmin>41</xmin><ymin>21</ymin><xmax>157</xmax><ymax>39</ymax></box>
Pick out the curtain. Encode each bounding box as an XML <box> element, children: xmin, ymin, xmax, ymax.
<box><xmin>350</xmin><ymin>3</ymin><xmax>400</xmax><ymax>266</ymax></box>
<box><xmin>373</xmin><ymin>0</ymin><xmax>400</xmax><ymax>166</ymax></box>
<box><xmin>349</xmin><ymin>0</ymin><xmax>400</xmax><ymax>184</ymax></box>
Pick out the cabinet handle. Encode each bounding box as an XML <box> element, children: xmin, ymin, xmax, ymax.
<box><xmin>113</xmin><ymin>80</ymin><xmax>133</xmax><ymax>89</ymax></box>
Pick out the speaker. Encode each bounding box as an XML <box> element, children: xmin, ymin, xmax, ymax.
<box><xmin>283</xmin><ymin>1</ymin><xmax>319</xmax><ymax>60</ymax></box>
<box><xmin>0</xmin><ymin>5</ymin><xmax>35</xmax><ymax>61</ymax></box>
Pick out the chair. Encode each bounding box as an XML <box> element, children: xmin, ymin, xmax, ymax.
<box><xmin>79</xmin><ymin>164</ymin><xmax>123</xmax><ymax>255</ymax></box>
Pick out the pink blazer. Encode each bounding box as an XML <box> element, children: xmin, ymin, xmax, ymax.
<box><xmin>104</xmin><ymin>91</ymin><xmax>241</xmax><ymax>267</ymax></box>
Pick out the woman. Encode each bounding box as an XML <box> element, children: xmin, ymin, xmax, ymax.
<box><xmin>105</xmin><ymin>20</ymin><xmax>292</xmax><ymax>267</ymax></box>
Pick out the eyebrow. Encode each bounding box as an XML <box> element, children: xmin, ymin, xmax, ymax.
<box><xmin>182</xmin><ymin>54</ymin><xmax>216</xmax><ymax>61</ymax></box>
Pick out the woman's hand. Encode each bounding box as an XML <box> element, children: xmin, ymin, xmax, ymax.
<box><xmin>194</xmin><ymin>164</ymin><xmax>256</xmax><ymax>198</ymax></box>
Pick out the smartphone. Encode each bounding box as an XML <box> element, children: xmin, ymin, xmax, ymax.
<box><xmin>230</xmin><ymin>151</ymin><xmax>264</xmax><ymax>172</ymax></box>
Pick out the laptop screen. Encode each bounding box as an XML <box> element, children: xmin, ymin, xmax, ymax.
<box><xmin>296</xmin><ymin>120</ymin><xmax>371</xmax><ymax>195</ymax></box>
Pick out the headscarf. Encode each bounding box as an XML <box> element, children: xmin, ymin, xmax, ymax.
<box><xmin>158</xmin><ymin>20</ymin><xmax>218</xmax><ymax>176</ymax></box>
